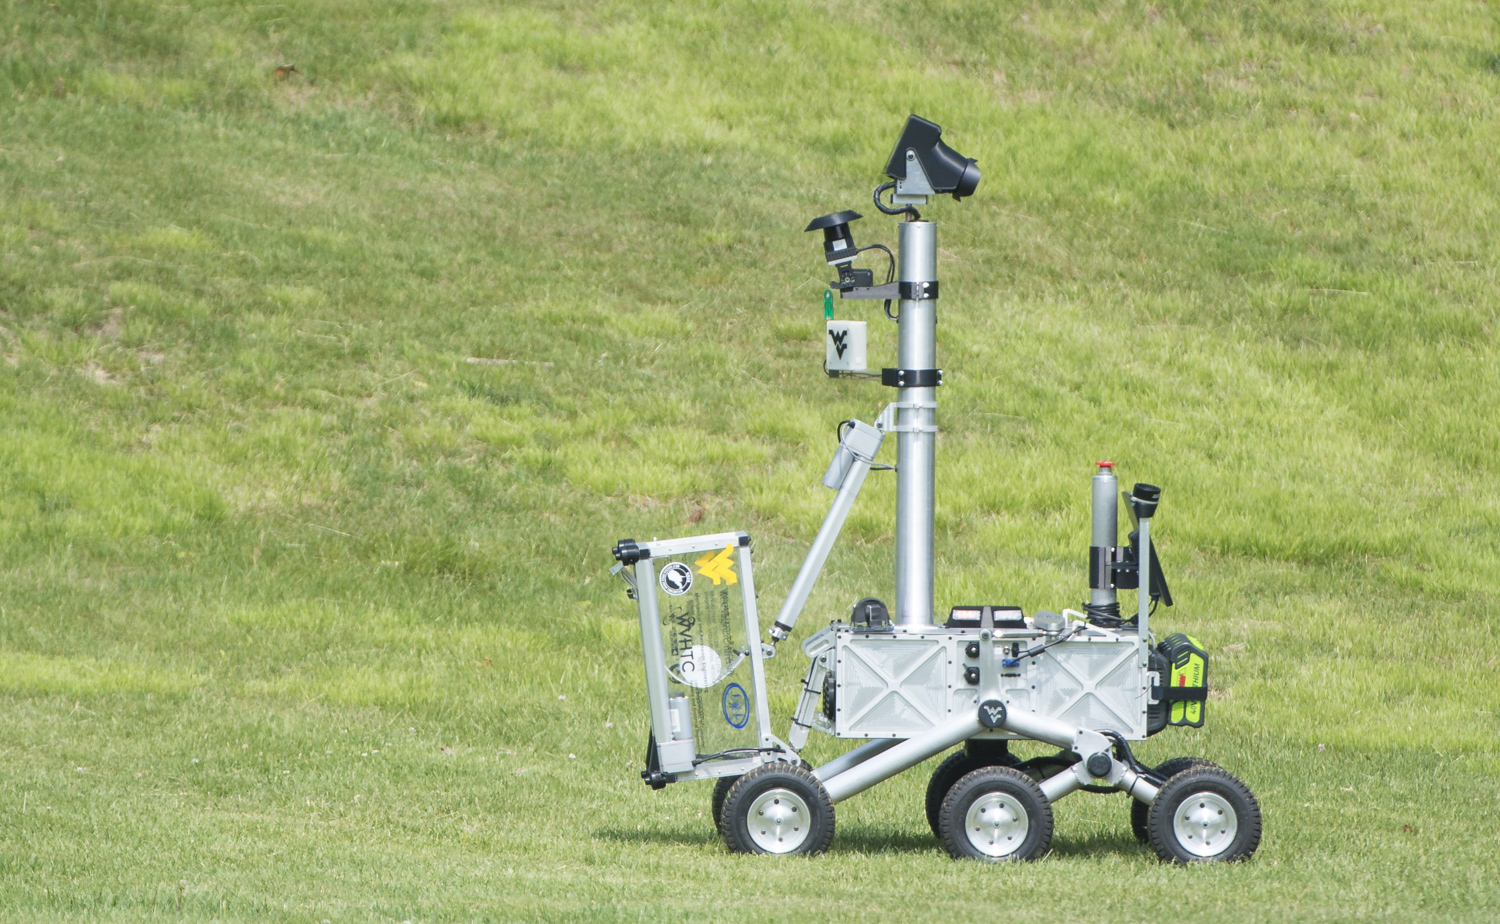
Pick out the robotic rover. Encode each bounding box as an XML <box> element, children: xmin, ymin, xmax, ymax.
<box><xmin>609</xmin><ymin>116</ymin><xmax>1262</xmax><ymax>863</ymax></box>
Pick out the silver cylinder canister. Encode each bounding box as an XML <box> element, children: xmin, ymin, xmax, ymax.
<box><xmin>668</xmin><ymin>694</ymin><xmax>695</xmax><ymax>748</ymax></box>
<box><xmin>894</xmin><ymin>220</ymin><xmax>937</xmax><ymax>627</ymax></box>
<box><xmin>1089</xmin><ymin>461</ymin><xmax>1118</xmax><ymax>610</ymax></box>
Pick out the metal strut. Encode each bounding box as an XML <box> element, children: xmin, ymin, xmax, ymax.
<box><xmin>893</xmin><ymin>219</ymin><xmax>938</xmax><ymax>627</ymax></box>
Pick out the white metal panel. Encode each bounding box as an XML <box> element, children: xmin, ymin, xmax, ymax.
<box><xmin>835</xmin><ymin>633</ymin><xmax>952</xmax><ymax>738</ymax></box>
<box><xmin>833</xmin><ymin>627</ymin><xmax>1150</xmax><ymax>741</ymax></box>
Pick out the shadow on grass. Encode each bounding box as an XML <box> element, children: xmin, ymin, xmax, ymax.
<box><xmin>595</xmin><ymin>824</ymin><xmax>1152</xmax><ymax>860</ymax></box>
<box><xmin>593</xmin><ymin>826</ymin><xmax>719</xmax><ymax>847</ymax></box>
<box><xmin>1046</xmin><ymin>831</ymin><xmax>1153</xmax><ymax>860</ymax></box>
<box><xmin>829</xmin><ymin>826</ymin><xmax>945</xmax><ymax>855</ymax></box>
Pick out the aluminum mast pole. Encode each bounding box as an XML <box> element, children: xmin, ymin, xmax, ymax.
<box><xmin>894</xmin><ymin>219</ymin><xmax>937</xmax><ymax>627</ymax></box>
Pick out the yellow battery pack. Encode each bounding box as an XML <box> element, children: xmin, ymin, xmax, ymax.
<box><xmin>1157</xmin><ymin>633</ymin><xmax>1208</xmax><ymax>728</ymax></box>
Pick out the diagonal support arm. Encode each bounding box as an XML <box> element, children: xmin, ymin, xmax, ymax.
<box><xmin>768</xmin><ymin>418</ymin><xmax>885</xmax><ymax>642</ymax></box>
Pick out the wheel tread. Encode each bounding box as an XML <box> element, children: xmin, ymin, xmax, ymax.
<box><xmin>925</xmin><ymin>751</ymin><xmax>981</xmax><ymax>838</ymax></box>
<box><xmin>711</xmin><ymin>775</ymin><xmax>739</xmax><ymax>828</ymax></box>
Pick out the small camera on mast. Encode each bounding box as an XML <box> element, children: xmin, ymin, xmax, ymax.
<box><xmin>804</xmin><ymin>210</ymin><xmax>872</xmax><ymax>291</ymax></box>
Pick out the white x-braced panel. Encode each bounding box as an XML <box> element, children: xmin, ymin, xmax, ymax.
<box><xmin>1034</xmin><ymin>641</ymin><xmax>1145</xmax><ymax>738</ymax></box>
<box><xmin>837</xmin><ymin>637</ymin><xmax>948</xmax><ymax>737</ymax></box>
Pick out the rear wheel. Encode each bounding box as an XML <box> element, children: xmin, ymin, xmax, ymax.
<box><xmin>711</xmin><ymin>775</ymin><xmax>740</xmax><ymax>829</ymax></box>
<box><xmin>1130</xmin><ymin>757</ymin><xmax>1220</xmax><ymax>842</ymax></box>
<box><xmin>1146</xmin><ymin>766</ymin><xmax>1261</xmax><ymax>863</ymax></box>
<box><xmin>925</xmin><ymin>752</ymin><xmax>981</xmax><ymax>837</ymax></box>
<box><xmin>719</xmin><ymin>762</ymin><xmax>835</xmax><ymax>856</ymax></box>
<box><xmin>938</xmin><ymin>766</ymin><xmax>1053</xmax><ymax>862</ymax></box>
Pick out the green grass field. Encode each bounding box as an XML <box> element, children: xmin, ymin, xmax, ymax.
<box><xmin>2</xmin><ymin>0</ymin><xmax>1499</xmax><ymax>919</ymax></box>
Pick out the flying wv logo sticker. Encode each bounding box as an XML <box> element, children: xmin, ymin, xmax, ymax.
<box><xmin>828</xmin><ymin>328</ymin><xmax>849</xmax><ymax>359</ymax></box>
<box><xmin>694</xmin><ymin>544</ymin><xmax>738</xmax><ymax>586</ymax></box>
<box><xmin>978</xmin><ymin>699</ymin><xmax>1007</xmax><ymax>728</ymax></box>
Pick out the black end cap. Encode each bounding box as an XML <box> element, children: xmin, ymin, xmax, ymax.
<box><xmin>1086</xmin><ymin>752</ymin><xmax>1113</xmax><ymax>778</ymax></box>
<box><xmin>640</xmin><ymin>769</ymin><xmax>670</xmax><ymax>790</ymax></box>
<box><xmin>1130</xmin><ymin>484</ymin><xmax>1160</xmax><ymax>519</ymax></box>
<box><xmin>612</xmin><ymin>539</ymin><xmax>647</xmax><ymax>564</ymax></box>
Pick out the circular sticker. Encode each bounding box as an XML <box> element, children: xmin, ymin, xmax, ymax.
<box><xmin>722</xmin><ymin>683</ymin><xmax>750</xmax><ymax>729</ymax></box>
<box><xmin>676</xmin><ymin>645</ymin><xmax>723</xmax><ymax>688</ymax></box>
<box><xmin>659</xmin><ymin>561</ymin><xmax>693</xmax><ymax>596</ymax></box>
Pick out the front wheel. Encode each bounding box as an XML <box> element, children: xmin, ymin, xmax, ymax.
<box><xmin>1130</xmin><ymin>757</ymin><xmax>1221</xmax><ymax>843</ymax></box>
<box><xmin>1146</xmin><ymin>766</ymin><xmax>1262</xmax><ymax>863</ymax></box>
<box><xmin>938</xmin><ymin>766</ymin><xmax>1053</xmax><ymax>862</ymax></box>
<box><xmin>718</xmin><ymin>762</ymin><xmax>835</xmax><ymax>856</ymax></box>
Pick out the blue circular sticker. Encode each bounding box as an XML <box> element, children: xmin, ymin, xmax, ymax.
<box><xmin>722</xmin><ymin>683</ymin><xmax>750</xmax><ymax>729</ymax></box>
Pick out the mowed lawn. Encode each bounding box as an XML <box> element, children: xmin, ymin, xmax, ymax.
<box><xmin>2</xmin><ymin>0</ymin><xmax>1499</xmax><ymax>920</ymax></box>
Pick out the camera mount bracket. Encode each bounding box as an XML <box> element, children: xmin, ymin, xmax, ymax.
<box><xmin>880</xmin><ymin>368</ymin><xmax>943</xmax><ymax>388</ymax></box>
<box><xmin>892</xmin><ymin>149</ymin><xmax>935</xmax><ymax>205</ymax></box>
<box><xmin>836</xmin><ymin>280</ymin><xmax>939</xmax><ymax>301</ymax></box>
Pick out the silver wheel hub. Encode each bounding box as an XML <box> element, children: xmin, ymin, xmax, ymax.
<box><xmin>747</xmin><ymin>788</ymin><xmax>811</xmax><ymax>854</ymax></box>
<box><xmin>964</xmin><ymin>792</ymin><xmax>1029</xmax><ymax>857</ymax></box>
<box><xmin>1172</xmin><ymin>791</ymin><xmax>1238</xmax><ymax>857</ymax></box>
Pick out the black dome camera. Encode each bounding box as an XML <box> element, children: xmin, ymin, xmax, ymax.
<box><xmin>805</xmin><ymin>210</ymin><xmax>864</xmax><ymax>267</ymax></box>
<box><xmin>805</xmin><ymin>210</ymin><xmax>876</xmax><ymax>290</ymax></box>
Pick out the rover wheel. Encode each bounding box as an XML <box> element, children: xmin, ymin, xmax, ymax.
<box><xmin>924</xmin><ymin>742</ymin><xmax>1017</xmax><ymax>837</ymax></box>
<box><xmin>1130</xmin><ymin>757</ymin><xmax>1220</xmax><ymax>843</ymax></box>
<box><xmin>938</xmin><ymin>766</ymin><xmax>1053</xmax><ymax>862</ymax></box>
<box><xmin>719</xmin><ymin>761</ymin><xmax>834</xmax><ymax>856</ymax></box>
<box><xmin>711</xmin><ymin>775</ymin><xmax>740</xmax><ymax>828</ymax></box>
<box><xmin>1146</xmin><ymin>766</ymin><xmax>1261</xmax><ymax>863</ymax></box>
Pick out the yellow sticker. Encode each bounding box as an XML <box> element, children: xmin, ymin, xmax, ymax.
<box><xmin>694</xmin><ymin>544</ymin><xmax>738</xmax><ymax>586</ymax></box>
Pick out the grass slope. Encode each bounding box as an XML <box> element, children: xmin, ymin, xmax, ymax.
<box><xmin>2</xmin><ymin>0</ymin><xmax>1499</xmax><ymax>919</ymax></box>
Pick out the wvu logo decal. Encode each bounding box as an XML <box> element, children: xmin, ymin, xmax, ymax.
<box><xmin>694</xmin><ymin>544</ymin><xmax>738</xmax><ymax>586</ymax></box>
<box><xmin>978</xmin><ymin>699</ymin><xmax>1007</xmax><ymax>728</ymax></box>
<box><xmin>828</xmin><ymin>328</ymin><xmax>849</xmax><ymax>359</ymax></box>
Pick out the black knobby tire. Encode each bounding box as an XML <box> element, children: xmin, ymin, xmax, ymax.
<box><xmin>711</xmin><ymin>775</ymin><xmax>741</xmax><ymax>828</ymax></box>
<box><xmin>718</xmin><ymin>761</ymin><xmax>835</xmax><ymax>856</ymax></box>
<box><xmin>925</xmin><ymin>752</ymin><xmax>982</xmax><ymax>838</ymax></box>
<box><xmin>1130</xmin><ymin>757</ymin><xmax>1221</xmax><ymax>843</ymax></box>
<box><xmin>1146</xmin><ymin>766</ymin><xmax>1262</xmax><ymax>863</ymax></box>
<box><xmin>937</xmin><ymin>766</ymin><xmax>1053</xmax><ymax>862</ymax></box>
<box><xmin>924</xmin><ymin>742</ymin><xmax>1018</xmax><ymax>837</ymax></box>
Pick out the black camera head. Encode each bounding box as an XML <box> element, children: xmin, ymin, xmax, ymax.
<box><xmin>883</xmin><ymin>115</ymin><xmax>980</xmax><ymax>202</ymax></box>
<box><xmin>805</xmin><ymin>210</ymin><xmax>864</xmax><ymax>266</ymax></box>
